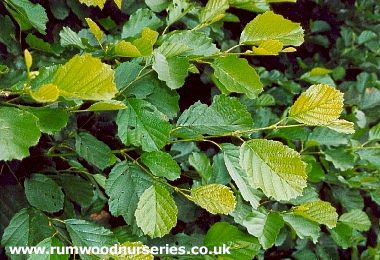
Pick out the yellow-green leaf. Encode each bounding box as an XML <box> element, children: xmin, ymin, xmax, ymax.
<box><xmin>252</xmin><ymin>40</ymin><xmax>283</xmax><ymax>55</ymax></box>
<box><xmin>326</xmin><ymin>119</ymin><xmax>355</xmax><ymax>134</ymax></box>
<box><xmin>78</xmin><ymin>0</ymin><xmax>107</xmax><ymax>9</ymax></box>
<box><xmin>30</xmin><ymin>83</ymin><xmax>59</xmax><ymax>103</ymax></box>
<box><xmin>240</xmin><ymin>139</ymin><xmax>307</xmax><ymax>201</ymax></box>
<box><xmin>85</xmin><ymin>18</ymin><xmax>104</xmax><ymax>43</ymax></box>
<box><xmin>191</xmin><ymin>184</ymin><xmax>236</xmax><ymax>214</ymax></box>
<box><xmin>292</xmin><ymin>200</ymin><xmax>338</xmax><ymax>229</ymax></box>
<box><xmin>115</xmin><ymin>28</ymin><xmax>158</xmax><ymax>57</ymax></box>
<box><xmin>24</xmin><ymin>49</ymin><xmax>32</xmax><ymax>71</ymax></box>
<box><xmin>199</xmin><ymin>0</ymin><xmax>229</xmax><ymax>25</ymax></box>
<box><xmin>52</xmin><ymin>54</ymin><xmax>117</xmax><ymax>100</ymax></box>
<box><xmin>87</xmin><ymin>100</ymin><xmax>127</xmax><ymax>111</ymax></box>
<box><xmin>289</xmin><ymin>84</ymin><xmax>344</xmax><ymax>126</ymax></box>
<box><xmin>240</xmin><ymin>11</ymin><xmax>304</xmax><ymax>46</ymax></box>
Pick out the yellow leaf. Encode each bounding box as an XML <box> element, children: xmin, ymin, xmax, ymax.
<box><xmin>87</xmin><ymin>100</ymin><xmax>127</xmax><ymax>111</ymax></box>
<box><xmin>30</xmin><ymin>84</ymin><xmax>59</xmax><ymax>103</ymax></box>
<box><xmin>289</xmin><ymin>84</ymin><xmax>344</xmax><ymax>126</ymax></box>
<box><xmin>78</xmin><ymin>0</ymin><xmax>107</xmax><ymax>9</ymax></box>
<box><xmin>24</xmin><ymin>49</ymin><xmax>32</xmax><ymax>71</ymax></box>
<box><xmin>191</xmin><ymin>184</ymin><xmax>236</xmax><ymax>214</ymax></box>
<box><xmin>252</xmin><ymin>40</ymin><xmax>284</xmax><ymax>55</ymax></box>
<box><xmin>85</xmin><ymin>18</ymin><xmax>104</xmax><ymax>43</ymax></box>
<box><xmin>113</xmin><ymin>0</ymin><xmax>122</xmax><ymax>9</ymax></box>
<box><xmin>281</xmin><ymin>47</ymin><xmax>297</xmax><ymax>52</ymax></box>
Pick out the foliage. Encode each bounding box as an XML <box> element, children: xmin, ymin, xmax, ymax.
<box><xmin>0</xmin><ymin>0</ymin><xmax>379</xmax><ymax>259</ymax></box>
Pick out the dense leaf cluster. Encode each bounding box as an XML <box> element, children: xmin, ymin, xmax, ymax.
<box><xmin>0</xmin><ymin>0</ymin><xmax>379</xmax><ymax>259</ymax></box>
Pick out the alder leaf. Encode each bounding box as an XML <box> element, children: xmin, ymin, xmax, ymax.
<box><xmin>24</xmin><ymin>174</ymin><xmax>65</xmax><ymax>213</ymax></box>
<box><xmin>4</xmin><ymin>0</ymin><xmax>48</xmax><ymax>34</ymax></box>
<box><xmin>191</xmin><ymin>184</ymin><xmax>236</xmax><ymax>214</ymax></box>
<box><xmin>292</xmin><ymin>200</ymin><xmax>338</xmax><ymax>229</ymax></box>
<box><xmin>212</xmin><ymin>56</ymin><xmax>263</xmax><ymax>99</ymax></box>
<box><xmin>78</xmin><ymin>0</ymin><xmax>107</xmax><ymax>9</ymax></box>
<box><xmin>240</xmin><ymin>139</ymin><xmax>307</xmax><ymax>201</ymax></box>
<box><xmin>141</xmin><ymin>151</ymin><xmax>181</xmax><ymax>181</ymax></box>
<box><xmin>289</xmin><ymin>84</ymin><xmax>346</xmax><ymax>126</ymax></box>
<box><xmin>85</xmin><ymin>18</ymin><xmax>104</xmax><ymax>43</ymax></box>
<box><xmin>199</xmin><ymin>0</ymin><xmax>229</xmax><ymax>25</ymax></box>
<box><xmin>243</xmin><ymin>210</ymin><xmax>284</xmax><ymax>249</ymax></box>
<box><xmin>339</xmin><ymin>209</ymin><xmax>371</xmax><ymax>231</ymax></box>
<box><xmin>152</xmin><ymin>51</ymin><xmax>189</xmax><ymax>90</ymax></box>
<box><xmin>135</xmin><ymin>184</ymin><xmax>178</xmax><ymax>238</ymax></box>
<box><xmin>52</xmin><ymin>54</ymin><xmax>117</xmax><ymax>100</ymax></box>
<box><xmin>0</xmin><ymin>107</ymin><xmax>41</xmax><ymax>161</ymax></box>
<box><xmin>116</xmin><ymin>99</ymin><xmax>171</xmax><ymax>152</ymax></box>
<box><xmin>240</xmin><ymin>11</ymin><xmax>304</xmax><ymax>46</ymax></box>
<box><xmin>175</xmin><ymin>95</ymin><xmax>253</xmax><ymax>137</ymax></box>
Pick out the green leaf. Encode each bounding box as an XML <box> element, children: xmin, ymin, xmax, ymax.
<box><xmin>167</xmin><ymin>0</ymin><xmax>192</xmax><ymax>27</ymax></box>
<box><xmin>339</xmin><ymin>209</ymin><xmax>371</xmax><ymax>231</ymax></box>
<box><xmin>86</xmin><ymin>100</ymin><xmax>127</xmax><ymax>111</ymax></box>
<box><xmin>307</xmin><ymin>127</ymin><xmax>349</xmax><ymax>147</ymax></box>
<box><xmin>199</xmin><ymin>0</ymin><xmax>229</xmax><ymax>25</ymax></box>
<box><xmin>369</xmin><ymin>122</ymin><xmax>380</xmax><ymax>141</ymax></box>
<box><xmin>4</xmin><ymin>0</ymin><xmax>48</xmax><ymax>34</ymax></box>
<box><xmin>204</xmin><ymin>222</ymin><xmax>260</xmax><ymax>260</ymax></box>
<box><xmin>116</xmin><ymin>98</ymin><xmax>171</xmax><ymax>151</ymax></box>
<box><xmin>0</xmin><ymin>15</ymin><xmax>20</xmax><ymax>54</ymax></box>
<box><xmin>141</xmin><ymin>151</ymin><xmax>181</xmax><ymax>181</ymax></box>
<box><xmin>282</xmin><ymin>213</ymin><xmax>320</xmax><ymax>243</ymax></box>
<box><xmin>152</xmin><ymin>51</ymin><xmax>189</xmax><ymax>89</ymax></box>
<box><xmin>189</xmin><ymin>152</ymin><xmax>213</xmax><ymax>181</ymax></box>
<box><xmin>0</xmin><ymin>107</ymin><xmax>41</xmax><ymax>161</ymax></box>
<box><xmin>212</xmin><ymin>56</ymin><xmax>263</xmax><ymax>99</ymax></box>
<box><xmin>105</xmin><ymin>162</ymin><xmax>153</xmax><ymax>226</ymax></box>
<box><xmin>75</xmin><ymin>132</ymin><xmax>116</xmax><ymax>170</ymax></box>
<box><xmin>289</xmin><ymin>84</ymin><xmax>346</xmax><ymax>126</ymax></box>
<box><xmin>28</xmin><ymin>237</ymin><xmax>68</xmax><ymax>260</ymax></box>
<box><xmin>329</xmin><ymin>223</ymin><xmax>353</xmax><ymax>249</ymax></box>
<box><xmin>1</xmin><ymin>208</ymin><xmax>54</xmax><ymax>258</ymax></box>
<box><xmin>222</xmin><ymin>143</ymin><xmax>260</xmax><ymax>208</ymax></box>
<box><xmin>292</xmin><ymin>200</ymin><xmax>338</xmax><ymax>229</ymax></box>
<box><xmin>25</xmin><ymin>33</ymin><xmax>53</xmax><ymax>53</ymax></box>
<box><xmin>65</xmin><ymin>219</ymin><xmax>117</xmax><ymax>260</ymax></box>
<box><xmin>24</xmin><ymin>107</ymin><xmax>68</xmax><ymax>134</ymax></box>
<box><xmin>191</xmin><ymin>184</ymin><xmax>236</xmax><ymax>214</ymax></box>
<box><xmin>78</xmin><ymin>0</ymin><xmax>107</xmax><ymax>9</ymax></box>
<box><xmin>240</xmin><ymin>139</ymin><xmax>307</xmax><ymax>201</ymax></box>
<box><xmin>157</xmin><ymin>31</ymin><xmax>219</xmax><ymax>57</ymax></box>
<box><xmin>59</xmin><ymin>174</ymin><xmax>94</xmax><ymax>208</ymax></box>
<box><xmin>124</xmin><ymin>73</ymin><xmax>180</xmax><ymax>119</ymax></box>
<box><xmin>240</xmin><ymin>11</ymin><xmax>304</xmax><ymax>46</ymax></box>
<box><xmin>324</xmin><ymin>148</ymin><xmax>355</xmax><ymax>171</ymax></box>
<box><xmin>135</xmin><ymin>184</ymin><xmax>178</xmax><ymax>238</ymax></box>
<box><xmin>24</xmin><ymin>174</ymin><xmax>64</xmax><ymax>213</ymax></box>
<box><xmin>175</xmin><ymin>95</ymin><xmax>253</xmax><ymax>137</ymax></box>
<box><xmin>121</xmin><ymin>9</ymin><xmax>163</xmax><ymax>39</ymax></box>
<box><xmin>51</xmin><ymin>54</ymin><xmax>117</xmax><ymax>100</ymax></box>
<box><xmin>243</xmin><ymin>210</ymin><xmax>284</xmax><ymax>249</ymax></box>
<box><xmin>357</xmin><ymin>149</ymin><xmax>380</xmax><ymax>169</ymax></box>
<box><xmin>210</xmin><ymin>153</ymin><xmax>231</xmax><ymax>185</ymax></box>
<box><xmin>358</xmin><ymin>30</ymin><xmax>377</xmax><ymax>45</ymax></box>
<box><xmin>59</xmin><ymin>27</ymin><xmax>85</xmax><ymax>49</ymax></box>
<box><xmin>0</xmin><ymin>185</ymin><xmax>28</xmax><ymax>238</ymax></box>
